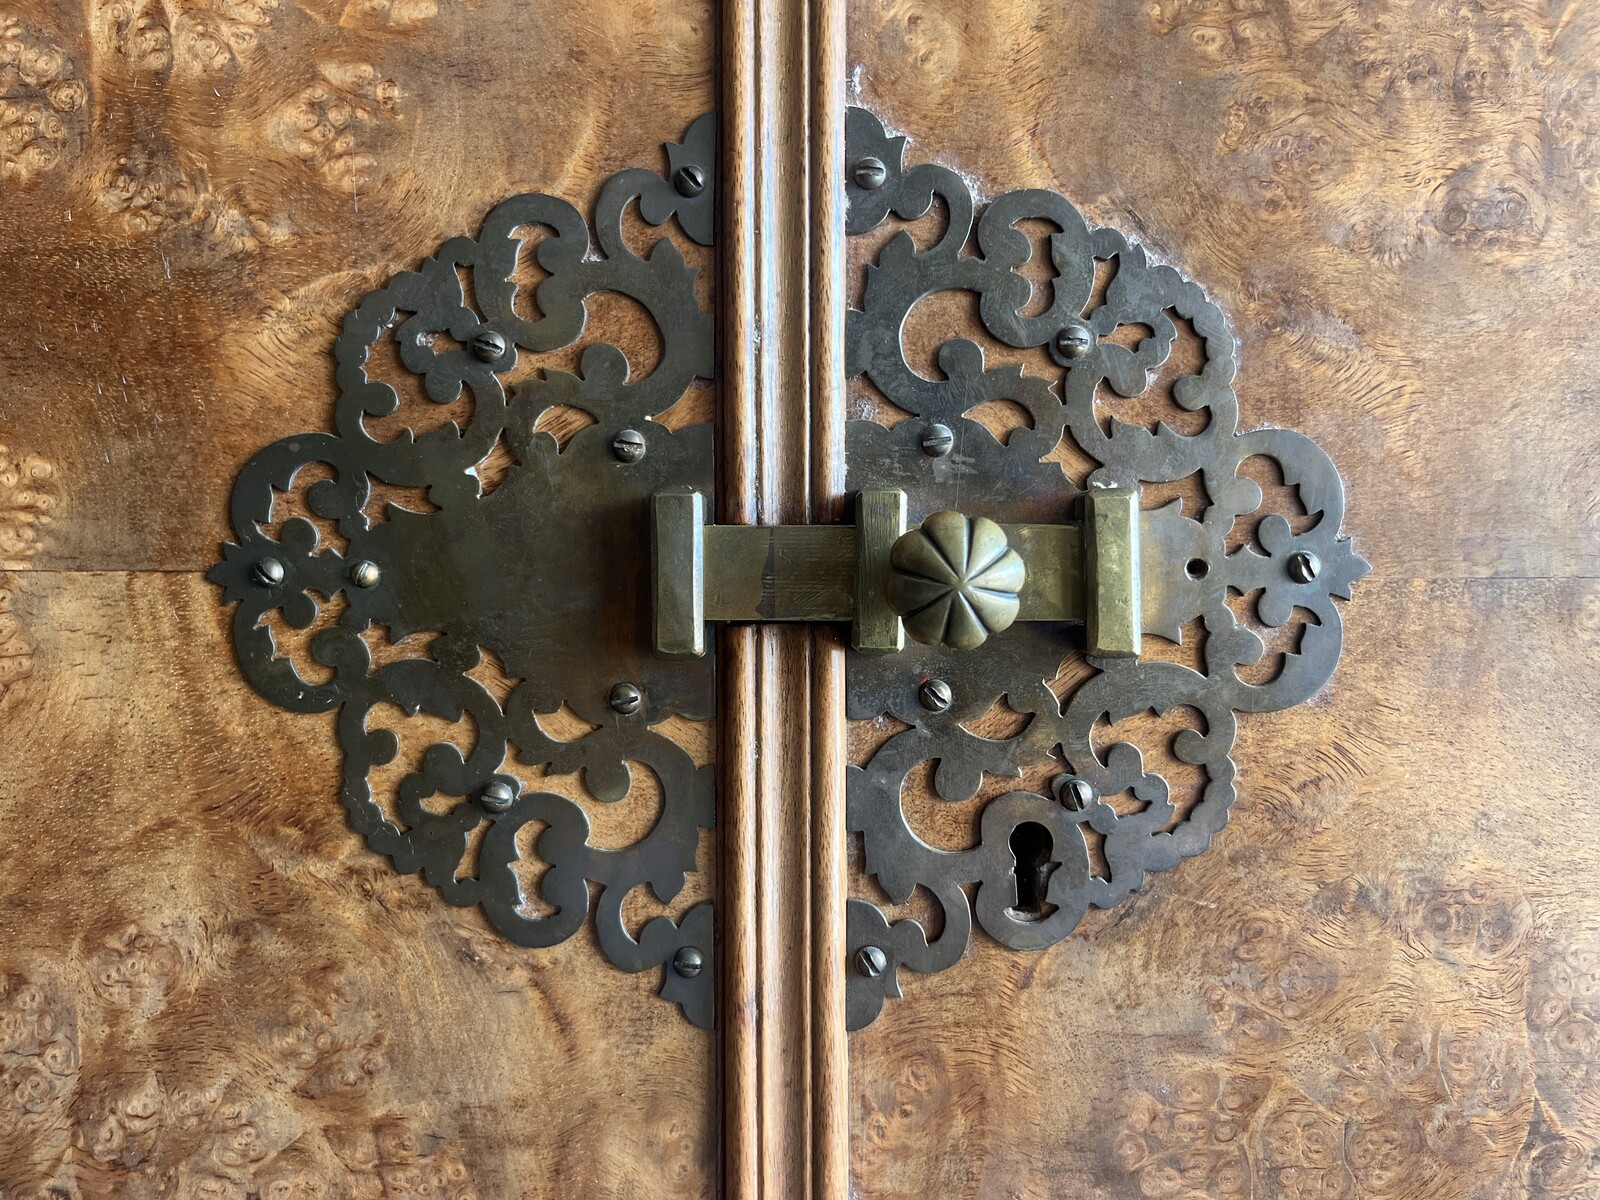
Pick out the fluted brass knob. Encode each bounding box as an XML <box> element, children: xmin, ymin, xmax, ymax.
<box><xmin>885</xmin><ymin>511</ymin><xmax>1026</xmax><ymax>650</ymax></box>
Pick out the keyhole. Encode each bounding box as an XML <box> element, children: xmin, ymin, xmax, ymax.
<box><xmin>1008</xmin><ymin>822</ymin><xmax>1058</xmax><ymax>920</ymax></box>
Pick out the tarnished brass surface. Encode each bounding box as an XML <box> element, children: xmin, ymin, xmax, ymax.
<box><xmin>650</xmin><ymin>489</ymin><xmax>1155</xmax><ymax>652</ymax></box>
<box><xmin>1084</xmin><ymin>487</ymin><xmax>1141</xmax><ymax>659</ymax></box>
<box><xmin>853</xmin><ymin>489</ymin><xmax>907</xmax><ymax>653</ymax></box>
<box><xmin>654</xmin><ymin>489</ymin><xmax>707</xmax><ymax>659</ymax></box>
<box><xmin>703</xmin><ymin>525</ymin><xmax>857</xmax><ymax>622</ymax></box>
<box><xmin>885</xmin><ymin>512</ymin><xmax>1026</xmax><ymax>650</ymax></box>
<box><xmin>1005</xmin><ymin>524</ymin><xmax>1083</xmax><ymax>622</ymax></box>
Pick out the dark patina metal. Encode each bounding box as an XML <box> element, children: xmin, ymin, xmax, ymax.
<box><xmin>840</xmin><ymin>106</ymin><xmax>1368</xmax><ymax>1029</ymax></box>
<box><xmin>671</xmin><ymin>946</ymin><xmax>705</xmax><ymax>978</ymax></box>
<box><xmin>919</xmin><ymin>423</ymin><xmax>954</xmax><ymax>458</ymax></box>
<box><xmin>209</xmin><ymin>115</ymin><xmax>718</xmax><ymax>1028</ymax></box>
<box><xmin>852</xmin><ymin>157</ymin><xmax>888</xmax><ymax>190</ymax></box>
<box><xmin>250</xmin><ymin>557</ymin><xmax>285</xmax><ymax>587</ymax></box>
<box><xmin>211</xmin><ymin>103</ymin><xmax>1365</xmax><ymax>1034</ymax></box>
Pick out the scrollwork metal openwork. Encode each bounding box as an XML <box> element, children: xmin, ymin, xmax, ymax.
<box><xmin>209</xmin><ymin>115</ymin><xmax>718</xmax><ymax>1027</ymax></box>
<box><xmin>841</xmin><ymin>107</ymin><xmax>1369</xmax><ymax>1028</ymax></box>
<box><xmin>210</xmin><ymin>104</ymin><xmax>1365</xmax><ymax>1033</ymax></box>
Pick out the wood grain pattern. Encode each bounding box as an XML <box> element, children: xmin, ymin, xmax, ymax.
<box><xmin>0</xmin><ymin>572</ymin><xmax>717</xmax><ymax>1197</ymax></box>
<box><xmin>811</xmin><ymin>630</ymin><xmax>848</xmax><ymax>1200</ymax></box>
<box><xmin>7</xmin><ymin>0</ymin><xmax>1598</xmax><ymax>1195</ymax></box>
<box><xmin>845</xmin><ymin>0</ymin><xmax>1600</xmax><ymax>1196</ymax></box>
<box><xmin>810</xmin><ymin>0</ymin><xmax>849</xmax><ymax>1193</ymax></box>
<box><xmin>0</xmin><ymin>0</ymin><xmax>718</xmax><ymax>1193</ymax></box>
<box><xmin>718</xmin><ymin>1</ymin><xmax>770</xmax><ymax>1195</ymax></box>
<box><xmin>721</xmin><ymin>0</ymin><xmax>852</xmax><ymax>1192</ymax></box>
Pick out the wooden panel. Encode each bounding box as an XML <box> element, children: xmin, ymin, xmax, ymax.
<box><xmin>851</xmin><ymin>579</ymin><xmax>1600</xmax><ymax>1196</ymax></box>
<box><xmin>845</xmin><ymin>0</ymin><xmax>1600</xmax><ymax>1195</ymax></box>
<box><xmin>0</xmin><ymin>0</ymin><xmax>716</xmax><ymax>573</ymax></box>
<box><xmin>846</xmin><ymin>0</ymin><xmax>1600</xmax><ymax>584</ymax></box>
<box><xmin>0</xmin><ymin>0</ymin><xmax>717</xmax><ymax>1193</ymax></box>
<box><xmin>0</xmin><ymin>571</ymin><xmax>716</xmax><ymax>1194</ymax></box>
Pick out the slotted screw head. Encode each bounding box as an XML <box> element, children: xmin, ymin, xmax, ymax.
<box><xmin>1287</xmin><ymin>550</ymin><xmax>1322</xmax><ymax>583</ymax></box>
<box><xmin>480</xmin><ymin>780</ymin><xmax>516</xmax><ymax>813</ymax></box>
<box><xmin>855</xmin><ymin>945</ymin><xmax>888</xmax><ymax>978</ymax></box>
<box><xmin>349</xmin><ymin>560</ymin><xmax>380</xmax><ymax>589</ymax></box>
<box><xmin>1059</xmin><ymin>777</ymin><xmax>1095</xmax><ymax>812</ymax></box>
<box><xmin>918</xmin><ymin>678</ymin><xmax>953</xmax><ymax>713</ymax></box>
<box><xmin>672</xmin><ymin>946</ymin><xmax>704</xmax><ymax>978</ymax></box>
<box><xmin>673</xmin><ymin>164</ymin><xmax>706</xmax><ymax>197</ymax></box>
<box><xmin>612</xmin><ymin>428</ymin><xmax>647</xmax><ymax>463</ymax></box>
<box><xmin>471</xmin><ymin>330</ymin><xmax>506</xmax><ymax>363</ymax></box>
<box><xmin>1055</xmin><ymin>323</ymin><xmax>1094</xmax><ymax>360</ymax></box>
<box><xmin>920</xmin><ymin>423</ymin><xmax>954</xmax><ymax>458</ymax></box>
<box><xmin>853</xmin><ymin>157</ymin><xmax>887</xmax><ymax>190</ymax></box>
<box><xmin>250</xmin><ymin>557</ymin><xmax>285</xmax><ymax>587</ymax></box>
<box><xmin>610</xmin><ymin>682</ymin><xmax>643</xmax><ymax>715</ymax></box>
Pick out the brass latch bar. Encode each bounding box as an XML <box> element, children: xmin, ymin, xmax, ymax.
<box><xmin>653</xmin><ymin>487</ymin><xmax>1145</xmax><ymax>660</ymax></box>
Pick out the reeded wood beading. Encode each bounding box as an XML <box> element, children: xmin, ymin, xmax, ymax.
<box><xmin>720</xmin><ymin>0</ymin><xmax>848</xmax><ymax>1194</ymax></box>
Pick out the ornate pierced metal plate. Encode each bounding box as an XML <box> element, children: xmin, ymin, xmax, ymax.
<box><xmin>210</xmin><ymin>105</ymin><xmax>1365</xmax><ymax>1033</ymax></box>
<box><xmin>840</xmin><ymin>107</ymin><xmax>1369</xmax><ymax>1028</ymax></box>
<box><xmin>209</xmin><ymin>116</ymin><xmax>718</xmax><ymax>1027</ymax></box>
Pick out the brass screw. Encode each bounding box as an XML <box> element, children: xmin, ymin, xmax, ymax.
<box><xmin>855</xmin><ymin>945</ymin><xmax>888</xmax><ymax>978</ymax></box>
<box><xmin>1055</xmin><ymin>323</ymin><xmax>1093</xmax><ymax>360</ymax></box>
<box><xmin>1058</xmin><ymin>777</ymin><xmax>1095</xmax><ymax>812</ymax></box>
<box><xmin>1287</xmin><ymin>550</ymin><xmax>1322</xmax><ymax>584</ymax></box>
<box><xmin>610</xmin><ymin>682</ymin><xmax>643</xmax><ymax>715</ymax></box>
<box><xmin>480</xmin><ymin>780</ymin><xmax>516</xmax><ymax>813</ymax></box>
<box><xmin>920</xmin><ymin>423</ymin><xmax>954</xmax><ymax>458</ymax></box>
<box><xmin>852</xmin><ymin>157</ymin><xmax>887</xmax><ymax>190</ymax></box>
<box><xmin>612</xmin><ymin>429</ymin><xmax>647</xmax><ymax>463</ymax></box>
<box><xmin>472</xmin><ymin>330</ymin><xmax>506</xmax><ymax>363</ymax></box>
<box><xmin>673</xmin><ymin>164</ymin><xmax>706</xmax><ymax>197</ymax></box>
<box><xmin>250</xmin><ymin>557</ymin><xmax>285</xmax><ymax>587</ymax></box>
<box><xmin>918</xmin><ymin>678</ymin><xmax>953</xmax><ymax>713</ymax></box>
<box><xmin>349</xmin><ymin>560</ymin><xmax>381</xmax><ymax>589</ymax></box>
<box><xmin>672</xmin><ymin>946</ymin><xmax>704</xmax><ymax>978</ymax></box>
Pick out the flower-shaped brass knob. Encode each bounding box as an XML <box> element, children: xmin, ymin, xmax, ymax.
<box><xmin>885</xmin><ymin>511</ymin><xmax>1026</xmax><ymax>650</ymax></box>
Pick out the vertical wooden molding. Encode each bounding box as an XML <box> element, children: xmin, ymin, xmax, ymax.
<box><xmin>721</xmin><ymin>628</ymin><xmax>761</xmax><ymax>1200</ymax></box>
<box><xmin>809</xmin><ymin>633</ymin><xmax>849</xmax><ymax>1197</ymax></box>
<box><xmin>809</xmin><ymin>1</ymin><xmax>847</xmax><ymax>528</ymax></box>
<box><xmin>722</xmin><ymin>0</ymin><xmax>849</xmax><ymax>1193</ymax></box>
<box><xmin>809</xmin><ymin>0</ymin><xmax>850</xmax><ymax>1195</ymax></box>
<box><xmin>720</xmin><ymin>0</ymin><xmax>831</xmax><ymax>1193</ymax></box>
<box><xmin>720</xmin><ymin>0</ymin><xmax>760</xmax><ymax>1195</ymax></box>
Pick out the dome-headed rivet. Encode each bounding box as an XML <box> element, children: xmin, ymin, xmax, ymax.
<box><xmin>673</xmin><ymin>164</ymin><xmax>706</xmax><ymax>198</ymax></box>
<box><xmin>918</xmin><ymin>678</ymin><xmax>953</xmax><ymax>713</ymax></box>
<box><xmin>920</xmin><ymin>423</ymin><xmax>954</xmax><ymax>458</ymax></box>
<box><xmin>480</xmin><ymin>780</ymin><xmax>516</xmax><ymax>813</ymax></box>
<box><xmin>471</xmin><ymin>330</ymin><xmax>506</xmax><ymax>363</ymax></box>
<box><xmin>610</xmin><ymin>682</ymin><xmax>643</xmax><ymax>715</ymax></box>
<box><xmin>1055</xmin><ymin>323</ymin><xmax>1094</xmax><ymax>360</ymax></box>
<box><xmin>349</xmin><ymin>560</ymin><xmax>380</xmax><ymax>589</ymax></box>
<box><xmin>612</xmin><ymin>429</ymin><xmax>647</xmax><ymax>463</ymax></box>
<box><xmin>672</xmin><ymin>946</ymin><xmax>704</xmax><ymax>978</ymax></box>
<box><xmin>852</xmin><ymin>157</ymin><xmax>887</xmax><ymax>190</ymax></box>
<box><xmin>250</xmin><ymin>557</ymin><xmax>285</xmax><ymax>587</ymax></box>
<box><xmin>855</xmin><ymin>945</ymin><xmax>888</xmax><ymax>978</ymax></box>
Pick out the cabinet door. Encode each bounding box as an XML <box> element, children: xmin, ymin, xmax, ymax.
<box><xmin>0</xmin><ymin>3</ymin><xmax>719</xmax><ymax>1194</ymax></box>
<box><xmin>840</xmin><ymin>3</ymin><xmax>1600</xmax><ymax>1197</ymax></box>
